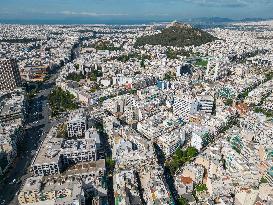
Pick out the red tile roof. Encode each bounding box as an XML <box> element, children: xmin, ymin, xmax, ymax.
<box><xmin>181</xmin><ymin>176</ymin><xmax>193</xmax><ymax>185</ymax></box>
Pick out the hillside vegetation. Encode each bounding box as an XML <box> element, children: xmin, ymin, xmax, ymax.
<box><xmin>135</xmin><ymin>22</ymin><xmax>217</xmax><ymax>47</ymax></box>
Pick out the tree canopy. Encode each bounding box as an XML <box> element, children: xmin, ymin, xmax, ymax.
<box><xmin>49</xmin><ymin>87</ymin><xmax>79</xmax><ymax>117</ymax></box>
<box><xmin>135</xmin><ymin>24</ymin><xmax>217</xmax><ymax>48</ymax></box>
<box><xmin>167</xmin><ymin>147</ymin><xmax>198</xmax><ymax>175</ymax></box>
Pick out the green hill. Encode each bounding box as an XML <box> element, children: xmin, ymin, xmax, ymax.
<box><xmin>135</xmin><ymin>22</ymin><xmax>217</xmax><ymax>48</ymax></box>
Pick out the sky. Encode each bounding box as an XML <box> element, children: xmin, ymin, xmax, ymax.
<box><xmin>0</xmin><ymin>0</ymin><xmax>273</xmax><ymax>23</ymax></box>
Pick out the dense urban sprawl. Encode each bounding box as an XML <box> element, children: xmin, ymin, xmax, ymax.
<box><xmin>0</xmin><ymin>20</ymin><xmax>272</xmax><ymax>205</ymax></box>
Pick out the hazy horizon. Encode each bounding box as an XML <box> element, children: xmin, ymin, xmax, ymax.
<box><xmin>0</xmin><ymin>17</ymin><xmax>271</xmax><ymax>26</ymax></box>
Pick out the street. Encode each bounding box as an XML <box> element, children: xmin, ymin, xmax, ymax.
<box><xmin>0</xmin><ymin>67</ymin><xmax>64</xmax><ymax>205</ymax></box>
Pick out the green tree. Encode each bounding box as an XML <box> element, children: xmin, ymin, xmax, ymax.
<box><xmin>90</xmin><ymin>87</ymin><xmax>97</xmax><ymax>93</ymax></box>
<box><xmin>225</xmin><ymin>98</ymin><xmax>233</xmax><ymax>106</ymax></box>
<box><xmin>195</xmin><ymin>59</ymin><xmax>208</xmax><ymax>67</ymax></box>
<box><xmin>177</xmin><ymin>197</ymin><xmax>189</xmax><ymax>205</ymax></box>
<box><xmin>265</xmin><ymin>72</ymin><xmax>273</xmax><ymax>81</ymax></box>
<box><xmin>106</xmin><ymin>157</ymin><xmax>115</xmax><ymax>171</ymax></box>
<box><xmin>254</xmin><ymin>107</ymin><xmax>273</xmax><ymax>118</ymax></box>
<box><xmin>260</xmin><ymin>177</ymin><xmax>268</xmax><ymax>184</ymax></box>
<box><xmin>195</xmin><ymin>184</ymin><xmax>207</xmax><ymax>192</ymax></box>
<box><xmin>94</xmin><ymin>40</ymin><xmax>121</xmax><ymax>51</ymax></box>
<box><xmin>98</xmin><ymin>96</ymin><xmax>107</xmax><ymax>103</ymax></box>
<box><xmin>164</xmin><ymin>71</ymin><xmax>176</xmax><ymax>81</ymax></box>
<box><xmin>89</xmin><ymin>72</ymin><xmax>97</xmax><ymax>81</ymax></box>
<box><xmin>202</xmin><ymin>133</ymin><xmax>214</xmax><ymax>147</ymax></box>
<box><xmin>186</xmin><ymin>147</ymin><xmax>198</xmax><ymax>158</ymax></box>
<box><xmin>57</xmin><ymin>123</ymin><xmax>68</xmax><ymax>138</ymax></box>
<box><xmin>140</xmin><ymin>58</ymin><xmax>145</xmax><ymax>68</ymax></box>
<box><xmin>67</xmin><ymin>72</ymin><xmax>85</xmax><ymax>82</ymax></box>
<box><xmin>49</xmin><ymin>87</ymin><xmax>79</xmax><ymax>117</ymax></box>
<box><xmin>167</xmin><ymin>147</ymin><xmax>198</xmax><ymax>175</ymax></box>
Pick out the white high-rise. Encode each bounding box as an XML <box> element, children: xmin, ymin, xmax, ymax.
<box><xmin>67</xmin><ymin>109</ymin><xmax>87</xmax><ymax>138</ymax></box>
<box><xmin>173</xmin><ymin>94</ymin><xmax>197</xmax><ymax>122</ymax></box>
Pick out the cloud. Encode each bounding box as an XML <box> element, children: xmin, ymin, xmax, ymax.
<box><xmin>183</xmin><ymin>0</ymin><xmax>246</xmax><ymax>7</ymax></box>
<box><xmin>59</xmin><ymin>11</ymin><xmax>128</xmax><ymax>17</ymax></box>
<box><xmin>182</xmin><ymin>0</ymin><xmax>273</xmax><ymax>7</ymax></box>
<box><xmin>0</xmin><ymin>9</ymin><xmax>128</xmax><ymax>17</ymax></box>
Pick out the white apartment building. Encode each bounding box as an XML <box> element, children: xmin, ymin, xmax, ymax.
<box><xmin>206</xmin><ymin>59</ymin><xmax>231</xmax><ymax>81</ymax></box>
<box><xmin>191</xmin><ymin>132</ymin><xmax>203</xmax><ymax>151</ymax></box>
<box><xmin>31</xmin><ymin>133</ymin><xmax>63</xmax><ymax>176</ymax></box>
<box><xmin>0</xmin><ymin>123</ymin><xmax>23</xmax><ymax>174</ymax></box>
<box><xmin>173</xmin><ymin>94</ymin><xmax>198</xmax><ymax>122</ymax></box>
<box><xmin>157</xmin><ymin>129</ymin><xmax>185</xmax><ymax>157</ymax></box>
<box><xmin>31</xmin><ymin>126</ymin><xmax>99</xmax><ymax>176</ymax></box>
<box><xmin>18</xmin><ymin>176</ymin><xmax>85</xmax><ymax>205</ymax></box>
<box><xmin>112</xmin><ymin>74</ymin><xmax>132</xmax><ymax>87</ymax></box>
<box><xmin>67</xmin><ymin>109</ymin><xmax>87</xmax><ymax>138</ymax></box>
<box><xmin>62</xmin><ymin>138</ymin><xmax>97</xmax><ymax>166</ymax></box>
<box><xmin>0</xmin><ymin>89</ymin><xmax>26</xmax><ymax>123</ymax></box>
<box><xmin>198</xmin><ymin>95</ymin><xmax>214</xmax><ymax>114</ymax></box>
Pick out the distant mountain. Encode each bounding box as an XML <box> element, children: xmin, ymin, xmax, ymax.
<box><xmin>189</xmin><ymin>17</ymin><xmax>235</xmax><ymax>24</ymax></box>
<box><xmin>240</xmin><ymin>18</ymin><xmax>267</xmax><ymax>22</ymax></box>
<box><xmin>185</xmin><ymin>17</ymin><xmax>271</xmax><ymax>26</ymax></box>
<box><xmin>135</xmin><ymin>22</ymin><xmax>217</xmax><ymax>48</ymax></box>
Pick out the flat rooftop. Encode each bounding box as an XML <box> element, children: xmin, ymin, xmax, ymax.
<box><xmin>32</xmin><ymin>127</ymin><xmax>62</xmax><ymax>166</ymax></box>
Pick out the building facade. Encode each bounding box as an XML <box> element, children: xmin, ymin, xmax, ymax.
<box><xmin>67</xmin><ymin>109</ymin><xmax>87</xmax><ymax>138</ymax></box>
<box><xmin>0</xmin><ymin>59</ymin><xmax>22</xmax><ymax>91</ymax></box>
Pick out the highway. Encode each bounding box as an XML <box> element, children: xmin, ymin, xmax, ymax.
<box><xmin>0</xmin><ymin>67</ymin><xmax>65</xmax><ymax>205</ymax></box>
<box><xmin>0</xmin><ymin>42</ymin><xmax>81</xmax><ymax>205</ymax></box>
